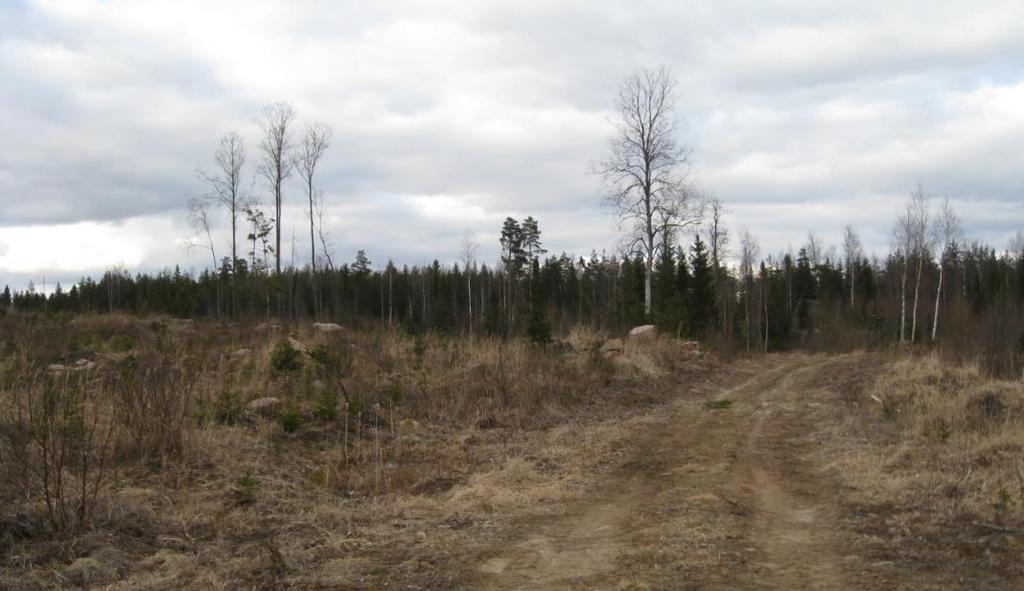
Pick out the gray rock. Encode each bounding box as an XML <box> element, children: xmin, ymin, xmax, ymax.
<box><xmin>628</xmin><ymin>324</ymin><xmax>657</xmax><ymax>338</ymax></box>
<box><xmin>246</xmin><ymin>397</ymin><xmax>282</xmax><ymax>417</ymax></box>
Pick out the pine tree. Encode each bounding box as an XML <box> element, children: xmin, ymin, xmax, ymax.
<box><xmin>0</xmin><ymin>285</ymin><xmax>11</xmax><ymax>309</ymax></box>
<box><xmin>688</xmin><ymin>236</ymin><xmax>718</xmax><ymax>338</ymax></box>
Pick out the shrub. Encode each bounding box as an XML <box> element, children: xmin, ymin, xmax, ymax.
<box><xmin>313</xmin><ymin>390</ymin><xmax>339</xmax><ymax>421</ymax></box>
<box><xmin>271</xmin><ymin>341</ymin><xmax>302</xmax><ymax>373</ymax></box>
<box><xmin>388</xmin><ymin>380</ymin><xmax>404</xmax><ymax>406</ymax></box>
<box><xmin>0</xmin><ymin>372</ymin><xmax>117</xmax><ymax>531</ymax></box>
<box><xmin>229</xmin><ymin>473</ymin><xmax>259</xmax><ymax>507</ymax></box>
<box><xmin>109</xmin><ymin>334</ymin><xmax>134</xmax><ymax>353</ymax></box>
<box><xmin>115</xmin><ymin>364</ymin><xmax>194</xmax><ymax>463</ymax></box>
<box><xmin>214</xmin><ymin>389</ymin><xmax>243</xmax><ymax>426</ymax></box>
<box><xmin>278</xmin><ymin>405</ymin><xmax>303</xmax><ymax>433</ymax></box>
<box><xmin>310</xmin><ymin>343</ymin><xmax>337</xmax><ymax>369</ymax></box>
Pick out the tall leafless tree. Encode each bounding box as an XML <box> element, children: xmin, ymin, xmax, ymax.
<box><xmin>704</xmin><ymin>196</ymin><xmax>730</xmax><ymax>335</ymax></box>
<box><xmin>597</xmin><ymin>66</ymin><xmax>700</xmax><ymax>316</ymax></box>
<box><xmin>805</xmin><ymin>231</ymin><xmax>823</xmax><ymax>270</ymax></box>
<box><xmin>704</xmin><ymin>196</ymin><xmax>729</xmax><ymax>281</ymax></box>
<box><xmin>1009</xmin><ymin>231</ymin><xmax>1024</xmax><ymax>260</ymax></box>
<box><xmin>256</xmin><ymin>102</ymin><xmax>297</xmax><ymax>275</ymax></box>
<box><xmin>197</xmin><ymin>132</ymin><xmax>246</xmax><ymax>315</ymax></box>
<box><xmin>296</xmin><ymin>122</ymin><xmax>332</xmax><ymax>317</ymax></box>
<box><xmin>931</xmin><ymin>197</ymin><xmax>961</xmax><ymax>341</ymax></box>
<box><xmin>842</xmin><ymin>225</ymin><xmax>862</xmax><ymax>310</ymax></box>
<box><xmin>197</xmin><ymin>132</ymin><xmax>247</xmax><ymax>272</ymax></box>
<box><xmin>893</xmin><ymin>185</ymin><xmax>931</xmax><ymax>343</ymax></box>
<box><xmin>186</xmin><ymin>195</ymin><xmax>220</xmax><ymax>315</ymax></box>
<box><xmin>460</xmin><ymin>231</ymin><xmax>479</xmax><ymax>334</ymax></box>
<box><xmin>739</xmin><ymin>227</ymin><xmax>760</xmax><ymax>352</ymax></box>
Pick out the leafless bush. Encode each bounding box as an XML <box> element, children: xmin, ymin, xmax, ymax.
<box><xmin>0</xmin><ymin>369</ymin><xmax>116</xmax><ymax>531</ymax></box>
<box><xmin>113</xmin><ymin>360</ymin><xmax>197</xmax><ymax>464</ymax></box>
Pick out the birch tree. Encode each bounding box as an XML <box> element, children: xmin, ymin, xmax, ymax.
<box><xmin>256</xmin><ymin>102</ymin><xmax>297</xmax><ymax>274</ymax></box>
<box><xmin>460</xmin><ymin>231</ymin><xmax>478</xmax><ymax>333</ymax></box>
<box><xmin>931</xmin><ymin>197</ymin><xmax>960</xmax><ymax>341</ymax></box>
<box><xmin>187</xmin><ymin>195</ymin><xmax>220</xmax><ymax>315</ymax></box>
<box><xmin>598</xmin><ymin>66</ymin><xmax>700</xmax><ymax>317</ymax></box>
<box><xmin>197</xmin><ymin>132</ymin><xmax>246</xmax><ymax>272</ymax></box>
<box><xmin>842</xmin><ymin>225</ymin><xmax>862</xmax><ymax>310</ymax></box>
<box><xmin>296</xmin><ymin>122</ymin><xmax>332</xmax><ymax>317</ymax></box>
<box><xmin>739</xmin><ymin>227</ymin><xmax>760</xmax><ymax>352</ymax></box>
<box><xmin>894</xmin><ymin>185</ymin><xmax>931</xmax><ymax>343</ymax></box>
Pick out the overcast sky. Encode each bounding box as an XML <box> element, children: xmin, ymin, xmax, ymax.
<box><xmin>2</xmin><ymin>0</ymin><xmax>1023</xmax><ymax>291</ymax></box>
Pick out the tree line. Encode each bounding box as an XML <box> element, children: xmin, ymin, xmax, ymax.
<box><xmin>3</xmin><ymin>68</ymin><xmax>1022</xmax><ymax>377</ymax></box>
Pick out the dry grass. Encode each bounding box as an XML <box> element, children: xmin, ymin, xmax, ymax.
<box><xmin>818</xmin><ymin>352</ymin><xmax>1024</xmax><ymax>578</ymax></box>
<box><xmin>0</xmin><ymin>312</ymin><xmax>711</xmax><ymax>589</ymax></box>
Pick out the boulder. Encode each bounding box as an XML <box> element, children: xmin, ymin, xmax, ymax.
<box><xmin>313</xmin><ymin>322</ymin><xmax>345</xmax><ymax>334</ymax></box>
<box><xmin>599</xmin><ymin>338</ymin><xmax>624</xmax><ymax>356</ymax></box>
<box><xmin>72</xmin><ymin>359</ymin><xmax>98</xmax><ymax>371</ymax></box>
<box><xmin>628</xmin><ymin>324</ymin><xmax>657</xmax><ymax>339</ymax></box>
<box><xmin>287</xmin><ymin>336</ymin><xmax>309</xmax><ymax>354</ymax></box>
<box><xmin>246</xmin><ymin>397</ymin><xmax>282</xmax><ymax>417</ymax></box>
<box><xmin>62</xmin><ymin>557</ymin><xmax>112</xmax><ymax>587</ymax></box>
<box><xmin>47</xmin><ymin>359</ymin><xmax>97</xmax><ymax>373</ymax></box>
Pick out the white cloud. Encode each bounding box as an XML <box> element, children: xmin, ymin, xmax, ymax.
<box><xmin>1</xmin><ymin>0</ymin><xmax>1023</xmax><ymax>289</ymax></box>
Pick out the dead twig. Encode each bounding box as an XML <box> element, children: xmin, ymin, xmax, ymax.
<box><xmin>972</xmin><ymin>521</ymin><xmax>1024</xmax><ymax>535</ymax></box>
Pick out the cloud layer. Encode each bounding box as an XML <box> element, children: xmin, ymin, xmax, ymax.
<box><xmin>2</xmin><ymin>0</ymin><xmax>1023</xmax><ymax>290</ymax></box>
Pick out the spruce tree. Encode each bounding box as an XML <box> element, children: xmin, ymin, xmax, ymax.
<box><xmin>675</xmin><ymin>249</ymin><xmax>691</xmax><ymax>335</ymax></box>
<box><xmin>526</xmin><ymin>259</ymin><xmax>551</xmax><ymax>344</ymax></box>
<box><xmin>653</xmin><ymin>244</ymin><xmax>676</xmax><ymax>327</ymax></box>
<box><xmin>688</xmin><ymin>236</ymin><xmax>718</xmax><ymax>338</ymax></box>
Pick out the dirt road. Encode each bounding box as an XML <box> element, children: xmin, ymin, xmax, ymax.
<box><xmin>458</xmin><ymin>354</ymin><xmax>912</xmax><ymax>589</ymax></box>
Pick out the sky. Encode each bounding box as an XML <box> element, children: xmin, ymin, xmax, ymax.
<box><xmin>1</xmin><ymin>0</ymin><xmax>1023</xmax><ymax>291</ymax></box>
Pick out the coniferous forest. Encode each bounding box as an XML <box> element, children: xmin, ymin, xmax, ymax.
<box><xmin>6</xmin><ymin>208</ymin><xmax>1024</xmax><ymax>377</ymax></box>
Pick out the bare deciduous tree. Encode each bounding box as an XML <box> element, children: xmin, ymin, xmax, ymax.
<box><xmin>893</xmin><ymin>184</ymin><xmax>931</xmax><ymax>343</ymax></box>
<box><xmin>598</xmin><ymin>66</ymin><xmax>700</xmax><ymax>316</ymax></box>
<box><xmin>739</xmin><ymin>227</ymin><xmax>760</xmax><ymax>352</ymax></box>
<box><xmin>704</xmin><ymin>196</ymin><xmax>730</xmax><ymax>334</ymax></box>
<box><xmin>704</xmin><ymin>195</ymin><xmax>729</xmax><ymax>280</ymax></box>
<box><xmin>842</xmin><ymin>225</ymin><xmax>862</xmax><ymax>310</ymax></box>
<box><xmin>296</xmin><ymin>122</ymin><xmax>332</xmax><ymax>317</ymax></box>
<box><xmin>187</xmin><ymin>195</ymin><xmax>220</xmax><ymax>315</ymax></box>
<box><xmin>197</xmin><ymin>132</ymin><xmax>247</xmax><ymax>272</ymax></box>
<box><xmin>460</xmin><ymin>231</ymin><xmax>479</xmax><ymax>334</ymax></box>
<box><xmin>805</xmin><ymin>231</ymin><xmax>823</xmax><ymax>270</ymax></box>
<box><xmin>931</xmin><ymin>197</ymin><xmax>961</xmax><ymax>341</ymax></box>
<box><xmin>313</xmin><ymin>190</ymin><xmax>335</xmax><ymax>272</ymax></box>
<box><xmin>256</xmin><ymin>102</ymin><xmax>297</xmax><ymax>275</ymax></box>
<box><xmin>1009</xmin><ymin>230</ymin><xmax>1024</xmax><ymax>260</ymax></box>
